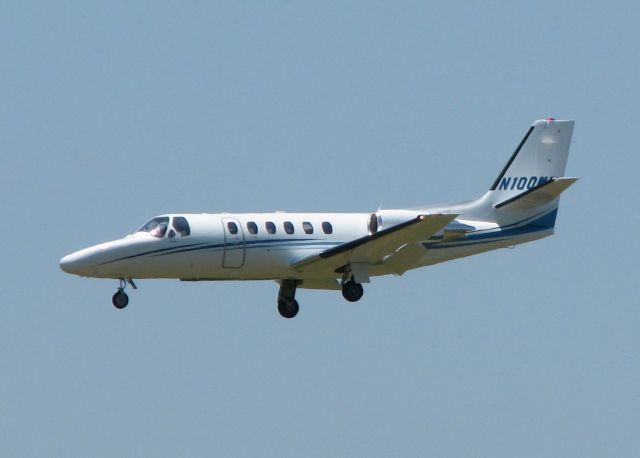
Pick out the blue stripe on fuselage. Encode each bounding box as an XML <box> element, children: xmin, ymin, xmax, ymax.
<box><xmin>99</xmin><ymin>238</ymin><xmax>343</xmax><ymax>265</ymax></box>
<box><xmin>423</xmin><ymin>208</ymin><xmax>558</xmax><ymax>250</ymax></box>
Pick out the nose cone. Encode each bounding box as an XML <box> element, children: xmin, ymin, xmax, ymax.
<box><xmin>60</xmin><ymin>251</ymin><xmax>86</xmax><ymax>275</ymax></box>
<box><xmin>59</xmin><ymin>247</ymin><xmax>100</xmax><ymax>276</ymax></box>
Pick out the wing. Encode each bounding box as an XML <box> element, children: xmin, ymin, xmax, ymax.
<box><xmin>291</xmin><ymin>214</ymin><xmax>458</xmax><ymax>280</ymax></box>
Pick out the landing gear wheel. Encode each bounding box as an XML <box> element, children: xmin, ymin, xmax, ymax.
<box><xmin>278</xmin><ymin>299</ymin><xmax>299</xmax><ymax>319</ymax></box>
<box><xmin>342</xmin><ymin>281</ymin><xmax>364</xmax><ymax>302</ymax></box>
<box><xmin>112</xmin><ymin>290</ymin><xmax>129</xmax><ymax>309</ymax></box>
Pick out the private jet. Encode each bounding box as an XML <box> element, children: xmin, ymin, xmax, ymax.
<box><xmin>60</xmin><ymin>118</ymin><xmax>577</xmax><ymax>318</ymax></box>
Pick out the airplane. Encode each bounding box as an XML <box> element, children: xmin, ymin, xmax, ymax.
<box><xmin>59</xmin><ymin>118</ymin><xmax>577</xmax><ymax>318</ymax></box>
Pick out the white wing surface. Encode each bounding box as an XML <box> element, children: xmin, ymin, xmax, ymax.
<box><xmin>291</xmin><ymin>214</ymin><xmax>457</xmax><ymax>278</ymax></box>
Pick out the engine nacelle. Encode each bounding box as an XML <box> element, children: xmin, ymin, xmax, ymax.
<box><xmin>369</xmin><ymin>209</ymin><xmax>425</xmax><ymax>233</ymax></box>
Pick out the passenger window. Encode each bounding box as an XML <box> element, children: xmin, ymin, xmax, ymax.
<box><xmin>172</xmin><ymin>216</ymin><xmax>191</xmax><ymax>236</ymax></box>
<box><xmin>227</xmin><ymin>222</ymin><xmax>238</xmax><ymax>235</ymax></box>
<box><xmin>266</xmin><ymin>221</ymin><xmax>276</xmax><ymax>234</ymax></box>
<box><xmin>138</xmin><ymin>216</ymin><xmax>170</xmax><ymax>238</ymax></box>
<box><xmin>247</xmin><ymin>221</ymin><xmax>258</xmax><ymax>235</ymax></box>
<box><xmin>322</xmin><ymin>221</ymin><xmax>333</xmax><ymax>234</ymax></box>
<box><xmin>302</xmin><ymin>222</ymin><xmax>313</xmax><ymax>234</ymax></box>
<box><xmin>284</xmin><ymin>221</ymin><xmax>294</xmax><ymax>234</ymax></box>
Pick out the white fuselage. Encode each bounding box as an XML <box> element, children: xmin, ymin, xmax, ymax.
<box><xmin>59</xmin><ymin>209</ymin><xmax>551</xmax><ymax>284</ymax></box>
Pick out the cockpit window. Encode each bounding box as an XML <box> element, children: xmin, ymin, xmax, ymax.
<box><xmin>138</xmin><ymin>217</ymin><xmax>170</xmax><ymax>238</ymax></box>
<box><xmin>172</xmin><ymin>216</ymin><xmax>191</xmax><ymax>236</ymax></box>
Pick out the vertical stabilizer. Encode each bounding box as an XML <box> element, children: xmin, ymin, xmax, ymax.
<box><xmin>489</xmin><ymin>118</ymin><xmax>574</xmax><ymax>198</ymax></box>
<box><xmin>452</xmin><ymin>118</ymin><xmax>577</xmax><ymax>227</ymax></box>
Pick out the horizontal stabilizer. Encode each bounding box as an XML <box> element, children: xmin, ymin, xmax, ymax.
<box><xmin>494</xmin><ymin>177</ymin><xmax>578</xmax><ymax>210</ymax></box>
<box><xmin>291</xmin><ymin>213</ymin><xmax>457</xmax><ymax>276</ymax></box>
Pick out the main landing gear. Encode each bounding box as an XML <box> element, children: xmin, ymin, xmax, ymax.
<box><xmin>276</xmin><ymin>276</ymin><xmax>365</xmax><ymax>319</ymax></box>
<box><xmin>277</xmin><ymin>280</ymin><xmax>300</xmax><ymax>319</ymax></box>
<box><xmin>112</xmin><ymin>278</ymin><xmax>137</xmax><ymax>309</ymax></box>
<box><xmin>341</xmin><ymin>280</ymin><xmax>364</xmax><ymax>302</ymax></box>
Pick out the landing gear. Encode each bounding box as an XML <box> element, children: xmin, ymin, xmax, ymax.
<box><xmin>277</xmin><ymin>279</ymin><xmax>300</xmax><ymax>318</ymax></box>
<box><xmin>341</xmin><ymin>280</ymin><xmax>364</xmax><ymax>302</ymax></box>
<box><xmin>278</xmin><ymin>299</ymin><xmax>299</xmax><ymax>319</ymax></box>
<box><xmin>112</xmin><ymin>290</ymin><xmax>129</xmax><ymax>309</ymax></box>
<box><xmin>112</xmin><ymin>278</ymin><xmax>136</xmax><ymax>310</ymax></box>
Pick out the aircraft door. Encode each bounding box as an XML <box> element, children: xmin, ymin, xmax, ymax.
<box><xmin>221</xmin><ymin>217</ymin><xmax>246</xmax><ymax>268</ymax></box>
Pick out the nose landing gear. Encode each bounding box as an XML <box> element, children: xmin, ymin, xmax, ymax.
<box><xmin>112</xmin><ymin>289</ymin><xmax>129</xmax><ymax>309</ymax></box>
<box><xmin>112</xmin><ymin>279</ymin><xmax>137</xmax><ymax>309</ymax></box>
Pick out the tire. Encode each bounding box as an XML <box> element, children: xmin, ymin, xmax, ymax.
<box><xmin>278</xmin><ymin>299</ymin><xmax>299</xmax><ymax>319</ymax></box>
<box><xmin>112</xmin><ymin>290</ymin><xmax>129</xmax><ymax>309</ymax></box>
<box><xmin>341</xmin><ymin>281</ymin><xmax>364</xmax><ymax>302</ymax></box>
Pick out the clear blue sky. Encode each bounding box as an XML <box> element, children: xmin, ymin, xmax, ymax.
<box><xmin>2</xmin><ymin>2</ymin><xmax>638</xmax><ymax>457</ymax></box>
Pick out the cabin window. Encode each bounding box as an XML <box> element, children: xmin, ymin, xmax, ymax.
<box><xmin>247</xmin><ymin>221</ymin><xmax>258</xmax><ymax>235</ymax></box>
<box><xmin>227</xmin><ymin>222</ymin><xmax>238</xmax><ymax>235</ymax></box>
<box><xmin>172</xmin><ymin>216</ymin><xmax>191</xmax><ymax>236</ymax></box>
<box><xmin>302</xmin><ymin>221</ymin><xmax>313</xmax><ymax>234</ymax></box>
<box><xmin>284</xmin><ymin>221</ymin><xmax>294</xmax><ymax>234</ymax></box>
<box><xmin>266</xmin><ymin>221</ymin><xmax>276</xmax><ymax>234</ymax></box>
<box><xmin>322</xmin><ymin>221</ymin><xmax>333</xmax><ymax>234</ymax></box>
<box><xmin>138</xmin><ymin>216</ymin><xmax>170</xmax><ymax>238</ymax></box>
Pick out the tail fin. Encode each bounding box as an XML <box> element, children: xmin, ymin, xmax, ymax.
<box><xmin>468</xmin><ymin>118</ymin><xmax>577</xmax><ymax>229</ymax></box>
<box><xmin>489</xmin><ymin>118</ymin><xmax>574</xmax><ymax>197</ymax></box>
